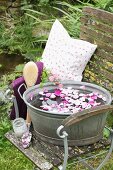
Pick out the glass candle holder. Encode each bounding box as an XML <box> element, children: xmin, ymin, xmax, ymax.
<box><xmin>12</xmin><ymin>118</ymin><xmax>28</xmax><ymax>138</ymax></box>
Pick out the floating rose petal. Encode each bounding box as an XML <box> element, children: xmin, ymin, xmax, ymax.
<box><xmin>85</xmin><ymin>104</ymin><xmax>92</xmax><ymax>109</ymax></box>
<box><xmin>88</xmin><ymin>98</ymin><xmax>95</xmax><ymax>102</ymax></box>
<box><xmin>50</xmin><ymin>93</ymin><xmax>56</xmax><ymax>99</ymax></box>
<box><xmin>43</xmin><ymin>88</ymin><xmax>48</xmax><ymax>93</ymax></box>
<box><xmin>79</xmin><ymin>97</ymin><xmax>86</xmax><ymax>101</ymax></box>
<box><xmin>88</xmin><ymin>101</ymin><xmax>95</xmax><ymax>105</ymax></box>
<box><xmin>62</xmin><ymin>89</ymin><xmax>69</xmax><ymax>95</ymax></box>
<box><xmin>68</xmin><ymin>106</ymin><xmax>73</xmax><ymax>110</ymax></box>
<box><xmin>51</xmin><ymin>104</ymin><xmax>56</xmax><ymax>108</ymax></box>
<box><xmin>96</xmin><ymin>102</ymin><xmax>101</xmax><ymax>106</ymax></box>
<box><xmin>30</xmin><ymin>95</ymin><xmax>33</xmax><ymax>101</ymax></box>
<box><xmin>65</xmin><ymin>96</ymin><xmax>70</xmax><ymax>101</ymax></box>
<box><xmin>89</xmin><ymin>93</ymin><xmax>94</xmax><ymax>96</ymax></box>
<box><xmin>60</xmin><ymin>94</ymin><xmax>65</xmax><ymax>98</ymax></box>
<box><xmin>62</xmin><ymin>100</ymin><xmax>69</xmax><ymax>104</ymax></box>
<box><xmin>74</xmin><ymin>99</ymin><xmax>81</xmax><ymax>106</ymax></box>
<box><xmin>43</xmin><ymin>107</ymin><xmax>49</xmax><ymax>111</ymax></box>
<box><xmin>54</xmin><ymin>89</ymin><xmax>61</xmax><ymax>96</ymax></box>
<box><xmin>72</xmin><ymin>108</ymin><xmax>80</xmax><ymax>114</ymax></box>
<box><xmin>42</xmin><ymin>101</ymin><xmax>47</xmax><ymax>105</ymax></box>
<box><xmin>93</xmin><ymin>92</ymin><xmax>99</xmax><ymax>96</ymax></box>
<box><xmin>81</xmin><ymin>102</ymin><xmax>88</xmax><ymax>109</ymax></box>
<box><xmin>29</xmin><ymin>93</ymin><xmax>34</xmax><ymax>101</ymax></box>
<box><xmin>79</xmin><ymin>93</ymin><xmax>84</xmax><ymax>97</ymax></box>
<box><xmin>91</xmin><ymin>95</ymin><xmax>97</xmax><ymax>100</ymax></box>
<box><xmin>91</xmin><ymin>102</ymin><xmax>99</xmax><ymax>107</ymax></box>
<box><xmin>59</xmin><ymin>103</ymin><xmax>63</xmax><ymax>106</ymax></box>
<box><xmin>63</xmin><ymin>108</ymin><xmax>70</xmax><ymax>113</ymax></box>
<box><xmin>44</xmin><ymin>97</ymin><xmax>49</xmax><ymax>101</ymax></box>
<box><xmin>73</xmin><ymin>94</ymin><xmax>79</xmax><ymax>99</ymax></box>
<box><xmin>68</xmin><ymin>90</ymin><xmax>73</xmax><ymax>94</ymax></box>
<box><xmin>73</xmin><ymin>90</ymin><xmax>79</xmax><ymax>95</ymax></box>
<box><xmin>39</xmin><ymin>97</ymin><xmax>43</xmax><ymax>100</ymax></box>
<box><xmin>46</xmin><ymin>93</ymin><xmax>51</xmax><ymax>97</ymax></box>
<box><xmin>39</xmin><ymin>91</ymin><xmax>44</xmax><ymax>95</ymax></box>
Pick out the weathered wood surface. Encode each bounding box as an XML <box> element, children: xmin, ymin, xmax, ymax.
<box><xmin>5</xmin><ymin>131</ymin><xmax>53</xmax><ymax>170</ymax></box>
<box><xmin>62</xmin><ymin>105</ymin><xmax>113</xmax><ymax>127</ymax></box>
<box><xmin>5</xmin><ymin>130</ymin><xmax>110</xmax><ymax>169</ymax></box>
<box><xmin>81</xmin><ymin>7</ymin><xmax>113</xmax><ymax>94</ymax></box>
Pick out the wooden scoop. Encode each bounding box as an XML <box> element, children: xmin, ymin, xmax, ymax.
<box><xmin>23</xmin><ymin>61</ymin><xmax>38</xmax><ymax>125</ymax></box>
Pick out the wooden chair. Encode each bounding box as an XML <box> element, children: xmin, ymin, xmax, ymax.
<box><xmin>5</xmin><ymin>7</ymin><xmax>113</xmax><ymax>170</ymax></box>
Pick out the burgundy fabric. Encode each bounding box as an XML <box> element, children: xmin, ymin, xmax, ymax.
<box><xmin>10</xmin><ymin>61</ymin><xmax>44</xmax><ymax>120</ymax></box>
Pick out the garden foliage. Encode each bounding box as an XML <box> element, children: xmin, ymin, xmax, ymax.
<box><xmin>0</xmin><ymin>0</ymin><xmax>113</xmax><ymax>61</ymax></box>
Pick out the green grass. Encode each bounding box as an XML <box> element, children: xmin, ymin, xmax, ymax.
<box><xmin>0</xmin><ymin>145</ymin><xmax>34</xmax><ymax>170</ymax></box>
<box><xmin>1</xmin><ymin>141</ymin><xmax>113</xmax><ymax>170</ymax></box>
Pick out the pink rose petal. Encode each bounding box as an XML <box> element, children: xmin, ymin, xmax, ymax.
<box><xmin>46</xmin><ymin>93</ymin><xmax>51</xmax><ymax>97</ymax></box>
<box><xmin>54</xmin><ymin>89</ymin><xmax>61</xmax><ymax>96</ymax></box>
<box><xmin>50</xmin><ymin>93</ymin><xmax>56</xmax><ymax>99</ymax></box>
<box><xmin>44</xmin><ymin>97</ymin><xmax>49</xmax><ymax>101</ymax></box>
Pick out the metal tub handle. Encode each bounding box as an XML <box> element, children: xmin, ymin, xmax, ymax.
<box><xmin>18</xmin><ymin>83</ymin><xmax>27</xmax><ymax>100</ymax></box>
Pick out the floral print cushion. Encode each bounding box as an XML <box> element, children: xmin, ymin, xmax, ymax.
<box><xmin>41</xmin><ymin>19</ymin><xmax>97</xmax><ymax>81</ymax></box>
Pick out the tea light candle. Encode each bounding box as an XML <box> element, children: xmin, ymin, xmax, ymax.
<box><xmin>12</xmin><ymin>118</ymin><xmax>28</xmax><ymax>138</ymax></box>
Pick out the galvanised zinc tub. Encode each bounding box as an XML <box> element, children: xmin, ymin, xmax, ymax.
<box><xmin>22</xmin><ymin>81</ymin><xmax>112</xmax><ymax>146</ymax></box>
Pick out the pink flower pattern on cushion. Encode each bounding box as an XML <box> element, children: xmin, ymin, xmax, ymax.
<box><xmin>41</xmin><ymin>19</ymin><xmax>97</xmax><ymax>81</ymax></box>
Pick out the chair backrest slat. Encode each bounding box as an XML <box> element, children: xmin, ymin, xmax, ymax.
<box><xmin>80</xmin><ymin>7</ymin><xmax>113</xmax><ymax>94</ymax></box>
<box><xmin>82</xmin><ymin>7</ymin><xmax>113</xmax><ymax>25</ymax></box>
<box><xmin>80</xmin><ymin>25</ymin><xmax>113</xmax><ymax>48</ymax></box>
<box><xmin>81</xmin><ymin>17</ymin><xmax>113</xmax><ymax>36</ymax></box>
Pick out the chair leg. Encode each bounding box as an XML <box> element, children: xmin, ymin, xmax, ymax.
<box><xmin>95</xmin><ymin>129</ymin><xmax>113</xmax><ymax>170</ymax></box>
<box><xmin>78</xmin><ymin>129</ymin><xmax>113</xmax><ymax>170</ymax></box>
<box><xmin>78</xmin><ymin>157</ymin><xmax>95</xmax><ymax>170</ymax></box>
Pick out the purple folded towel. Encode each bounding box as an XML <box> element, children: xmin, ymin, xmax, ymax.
<box><xmin>10</xmin><ymin>61</ymin><xmax>44</xmax><ymax>120</ymax></box>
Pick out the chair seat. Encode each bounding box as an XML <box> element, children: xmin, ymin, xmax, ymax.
<box><xmin>5</xmin><ymin>130</ymin><xmax>110</xmax><ymax>170</ymax></box>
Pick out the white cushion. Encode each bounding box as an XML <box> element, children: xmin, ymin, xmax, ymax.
<box><xmin>41</xmin><ymin>19</ymin><xmax>97</xmax><ymax>81</ymax></box>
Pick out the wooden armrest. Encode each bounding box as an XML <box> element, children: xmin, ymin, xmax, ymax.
<box><xmin>62</xmin><ymin>105</ymin><xmax>113</xmax><ymax>127</ymax></box>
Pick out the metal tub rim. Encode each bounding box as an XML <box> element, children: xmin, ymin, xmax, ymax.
<box><xmin>23</xmin><ymin>80</ymin><xmax>112</xmax><ymax>116</ymax></box>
